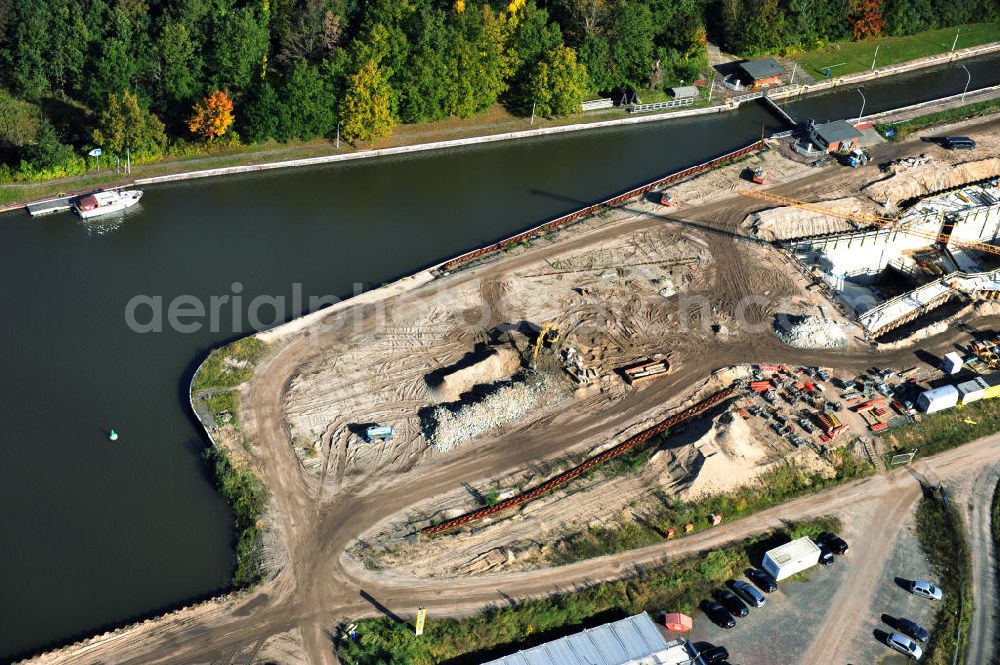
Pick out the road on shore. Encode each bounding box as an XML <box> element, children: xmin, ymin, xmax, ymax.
<box><xmin>29</xmin><ymin>117</ymin><xmax>1000</xmax><ymax>665</ymax></box>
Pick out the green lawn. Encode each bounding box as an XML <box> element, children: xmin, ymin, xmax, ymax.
<box><xmin>793</xmin><ymin>22</ymin><xmax>1000</xmax><ymax>78</ymax></box>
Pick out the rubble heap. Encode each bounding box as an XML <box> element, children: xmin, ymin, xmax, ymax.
<box><xmin>424</xmin><ymin>371</ymin><xmax>555</xmax><ymax>452</ymax></box>
<box><xmin>774</xmin><ymin>314</ymin><xmax>848</xmax><ymax>349</ymax></box>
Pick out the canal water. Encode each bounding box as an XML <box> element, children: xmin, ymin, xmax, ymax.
<box><xmin>0</xmin><ymin>53</ymin><xmax>997</xmax><ymax>659</ymax></box>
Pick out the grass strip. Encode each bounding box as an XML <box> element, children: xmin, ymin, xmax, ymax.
<box><xmin>336</xmin><ymin>517</ymin><xmax>838</xmax><ymax>665</ymax></box>
<box><xmin>877</xmin><ymin>98</ymin><xmax>1000</xmax><ymax>140</ymax></box>
<box><xmin>192</xmin><ymin>337</ymin><xmax>266</xmax><ymax>393</ymax></box>
<box><xmin>792</xmin><ymin>22</ymin><xmax>1000</xmax><ymax>78</ymax></box>
<box><xmin>552</xmin><ymin>447</ymin><xmax>872</xmax><ymax>564</ymax></box>
<box><xmin>884</xmin><ymin>397</ymin><xmax>1000</xmax><ymax>460</ymax></box>
<box><xmin>914</xmin><ymin>493</ymin><xmax>973</xmax><ymax>665</ymax></box>
<box><xmin>205</xmin><ymin>446</ymin><xmax>267</xmax><ymax>588</ymax></box>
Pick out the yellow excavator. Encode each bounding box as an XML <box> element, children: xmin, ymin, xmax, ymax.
<box><xmin>530</xmin><ymin>322</ymin><xmax>561</xmax><ymax>367</ymax></box>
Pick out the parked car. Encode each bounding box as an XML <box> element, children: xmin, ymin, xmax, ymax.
<box><xmin>942</xmin><ymin>136</ymin><xmax>976</xmax><ymax>150</ymax></box>
<box><xmin>713</xmin><ymin>589</ymin><xmax>749</xmax><ymax>617</ymax></box>
<box><xmin>818</xmin><ymin>532</ymin><xmax>849</xmax><ymax>555</ymax></box>
<box><xmin>815</xmin><ymin>541</ymin><xmax>835</xmax><ymax>565</ymax></box>
<box><xmin>729</xmin><ymin>580</ymin><xmax>767</xmax><ymax>608</ymax></box>
<box><xmin>887</xmin><ymin>632</ymin><xmax>923</xmax><ymax>660</ymax></box>
<box><xmin>909</xmin><ymin>580</ymin><xmax>943</xmax><ymax>601</ymax></box>
<box><xmin>746</xmin><ymin>568</ymin><xmax>778</xmax><ymax>593</ymax></box>
<box><xmin>700</xmin><ymin>645</ymin><xmax>730</xmax><ymax>663</ymax></box>
<box><xmin>896</xmin><ymin>618</ymin><xmax>929</xmax><ymax>643</ymax></box>
<box><xmin>701</xmin><ymin>600</ymin><xmax>736</xmax><ymax>629</ymax></box>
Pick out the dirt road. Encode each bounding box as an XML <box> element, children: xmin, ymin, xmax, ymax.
<box><xmin>28</xmin><ymin>117</ymin><xmax>1000</xmax><ymax>665</ymax></box>
<box><xmin>964</xmin><ymin>466</ymin><xmax>1000</xmax><ymax>665</ymax></box>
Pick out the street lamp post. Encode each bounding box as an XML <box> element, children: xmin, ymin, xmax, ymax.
<box><xmin>855</xmin><ymin>88</ymin><xmax>866</xmax><ymax>124</ymax></box>
<box><xmin>871</xmin><ymin>44</ymin><xmax>880</xmax><ymax>71</ymax></box>
<box><xmin>951</xmin><ymin>27</ymin><xmax>961</xmax><ymax>52</ymax></box>
<box><xmin>960</xmin><ymin>64</ymin><xmax>971</xmax><ymax>102</ymax></box>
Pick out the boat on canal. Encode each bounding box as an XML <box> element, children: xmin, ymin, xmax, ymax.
<box><xmin>73</xmin><ymin>189</ymin><xmax>143</xmax><ymax>219</ymax></box>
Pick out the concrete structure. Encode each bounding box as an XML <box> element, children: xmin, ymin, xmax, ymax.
<box><xmin>786</xmin><ymin>183</ymin><xmax>1000</xmax><ymax>339</ymax></box>
<box><xmin>668</xmin><ymin>86</ymin><xmax>699</xmax><ymax>100</ymax></box>
<box><xmin>738</xmin><ymin>58</ymin><xmax>785</xmax><ymax>89</ymax></box>
<box><xmin>942</xmin><ymin>351</ymin><xmax>964</xmax><ymax>375</ymax></box>
<box><xmin>958</xmin><ymin>377</ymin><xmax>989</xmax><ymax>404</ymax></box>
<box><xmin>918</xmin><ymin>385</ymin><xmax>960</xmax><ymax>414</ymax></box>
<box><xmin>762</xmin><ymin>537</ymin><xmax>821</xmax><ymax>581</ymax></box>
<box><xmin>808</xmin><ymin>120</ymin><xmax>863</xmax><ymax>153</ymax></box>
<box><xmin>480</xmin><ymin>613</ymin><xmax>706</xmax><ymax>665</ymax></box>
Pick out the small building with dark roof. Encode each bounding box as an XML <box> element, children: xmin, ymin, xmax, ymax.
<box><xmin>809</xmin><ymin>119</ymin><xmax>864</xmax><ymax>153</ymax></box>
<box><xmin>738</xmin><ymin>58</ymin><xmax>786</xmax><ymax>89</ymax></box>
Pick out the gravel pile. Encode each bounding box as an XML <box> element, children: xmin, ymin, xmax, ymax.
<box><xmin>774</xmin><ymin>314</ymin><xmax>848</xmax><ymax>349</ymax></box>
<box><xmin>425</xmin><ymin>371</ymin><xmax>551</xmax><ymax>452</ymax></box>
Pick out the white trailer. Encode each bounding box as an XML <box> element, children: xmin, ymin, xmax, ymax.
<box><xmin>957</xmin><ymin>377</ymin><xmax>989</xmax><ymax>404</ymax></box>
<box><xmin>918</xmin><ymin>385</ymin><xmax>960</xmax><ymax>414</ymax></box>
<box><xmin>762</xmin><ymin>537</ymin><xmax>821</xmax><ymax>581</ymax></box>
<box><xmin>941</xmin><ymin>352</ymin><xmax>964</xmax><ymax>375</ymax></box>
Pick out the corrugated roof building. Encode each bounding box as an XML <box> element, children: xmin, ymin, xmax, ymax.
<box><xmin>481</xmin><ymin>612</ymin><xmax>705</xmax><ymax>665</ymax></box>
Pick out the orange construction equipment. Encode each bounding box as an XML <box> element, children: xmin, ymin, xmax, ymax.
<box><xmin>738</xmin><ymin>189</ymin><xmax>1000</xmax><ymax>258</ymax></box>
<box><xmin>750</xmin><ymin>166</ymin><xmax>767</xmax><ymax>184</ymax></box>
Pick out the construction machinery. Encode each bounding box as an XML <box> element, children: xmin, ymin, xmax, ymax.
<box><xmin>844</xmin><ymin>148</ymin><xmax>870</xmax><ymax>168</ymax></box>
<box><xmin>364</xmin><ymin>425</ymin><xmax>395</xmax><ymax>443</ymax></box>
<box><xmin>530</xmin><ymin>322</ymin><xmax>561</xmax><ymax>366</ymax></box>
<box><xmin>746</xmin><ymin>165</ymin><xmax>767</xmax><ymax>184</ymax></box>
<box><xmin>622</xmin><ymin>357</ymin><xmax>672</xmax><ymax>384</ymax></box>
<box><xmin>737</xmin><ymin>189</ymin><xmax>1000</xmax><ymax>258</ymax></box>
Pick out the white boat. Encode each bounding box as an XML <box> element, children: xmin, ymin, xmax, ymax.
<box><xmin>73</xmin><ymin>190</ymin><xmax>143</xmax><ymax>219</ymax></box>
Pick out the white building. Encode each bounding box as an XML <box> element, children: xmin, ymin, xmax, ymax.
<box><xmin>762</xmin><ymin>536</ymin><xmax>821</xmax><ymax>581</ymax></box>
<box><xmin>481</xmin><ymin>612</ymin><xmax>706</xmax><ymax>665</ymax></box>
<box><xmin>942</xmin><ymin>351</ymin><xmax>964</xmax><ymax>375</ymax></box>
<box><xmin>918</xmin><ymin>385</ymin><xmax>960</xmax><ymax>414</ymax></box>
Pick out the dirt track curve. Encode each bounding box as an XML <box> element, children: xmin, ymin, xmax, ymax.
<box><xmin>29</xmin><ymin>119</ymin><xmax>1000</xmax><ymax>665</ymax></box>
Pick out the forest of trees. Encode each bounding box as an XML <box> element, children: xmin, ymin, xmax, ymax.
<box><xmin>0</xmin><ymin>0</ymin><xmax>994</xmax><ymax>181</ymax></box>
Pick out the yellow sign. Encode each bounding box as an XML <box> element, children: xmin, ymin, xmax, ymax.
<box><xmin>415</xmin><ymin>607</ymin><xmax>427</xmax><ymax>636</ymax></box>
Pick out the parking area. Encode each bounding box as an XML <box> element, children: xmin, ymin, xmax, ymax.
<box><xmin>689</xmin><ymin>560</ymin><xmax>848</xmax><ymax>664</ymax></box>
<box><xmin>687</xmin><ymin>513</ymin><xmax>938</xmax><ymax>665</ymax></box>
<box><xmin>841</xmin><ymin>513</ymin><xmax>937</xmax><ymax>665</ymax></box>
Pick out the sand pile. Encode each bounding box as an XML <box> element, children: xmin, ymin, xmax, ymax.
<box><xmin>747</xmin><ymin>197</ymin><xmax>866</xmax><ymax>240</ymax></box>
<box><xmin>863</xmin><ymin>157</ymin><xmax>1000</xmax><ymax>206</ymax></box>
<box><xmin>424</xmin><ymin>371</ymin><xmax>555</xmax><ymax>452</ymax></box>
<box><xmin>774</xmin><ymin>314</ymin><xmax>848</xmax><ymax>348</ymax></box>
<box><xmin>426</xmin><ymin>347</ymin><xmax>521</xmax><ymax>403</ymax></box>
<box><xmin>680</xmin><ymin>415</ymin><xmax>768</xmax><ymax>499</ymax></box>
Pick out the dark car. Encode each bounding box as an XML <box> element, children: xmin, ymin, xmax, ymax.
<box><xmin>713</xmin><ymin>589</ymin><xmax>749</xmax><ymax>617</ymax></box>
<box><xmin>746</xmin><ymin>568</ymin><xmax>778</xmax><ymax>592</ymax></box>
<box><xmin>700</xmin><ymin>645</ymin><xmax>730</xmax><ymax>663</ymax></box>
<box><xmin>818</xmin><ymin>531</ymin><xmax>849</xmax><ymax>555</ymax></box>
<box><xmin>815</xmin><ymin>541</ymin><xmax>835</xmax><ymax>565</ymax></box>
<box><xmin>942</xmin><ymin>136</ymin><xmax>976</xmax><ymax>150</ymax></box>
<box><xmin>897</xmin><ymin>617</ymin><xmax>929</xmax><ymax>642</ymax></box>
<box><xmin>729</xmin><ymin>579</ymin><xmax>767</xmax><ymax>607</ymax></box>
<box><xmin>701</xmin><ymin>600</ymin><xmax>736</xmax><ymax>629</ymax></box>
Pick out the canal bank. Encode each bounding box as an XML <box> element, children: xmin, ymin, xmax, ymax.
<box><xmin>2</xmin><ymin>41</ymin><xmax>999</xmax><ymax>216</ymax></box>
<box><xmin>3</xmin><ymin>50</ymin><xmax>1000</xmax><ymax>662</ymax></box>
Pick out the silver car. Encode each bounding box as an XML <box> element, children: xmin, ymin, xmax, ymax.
<box><xmin>730</xmin><ymin>579</ymin><xmax>767</xmax><ymax>608</ymax></box>
<box><xmin>909</xmin><ymin>580</ymin><xmax>943</xmax><ymax>601</ymax></box>
<box><xmin>887</xmin><ymin>632</ymin><xmax>923</xmax><ymax>659</ymax></box>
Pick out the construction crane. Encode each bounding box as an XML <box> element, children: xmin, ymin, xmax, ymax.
<box><xmin>530</xmin><ymin>322</ymin><xmax>561</xmax><ymax>366</ymax></box>
<box><xmin>738</xmin><ymin>188</ymin><xmax>1000</xmax><ymax>258</ymax></box>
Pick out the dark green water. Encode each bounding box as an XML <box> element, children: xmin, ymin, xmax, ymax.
<box><xmin>0</xmin><ymin>53</ymin><xmax>997</xmax><ymax>660</ymax></box>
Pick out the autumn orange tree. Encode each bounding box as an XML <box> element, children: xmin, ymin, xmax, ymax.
<box><xmin>188</xmin><ymin>90</ymin><xmax>235</xmax><ymax>141</ymax></box>
<box><xmin>849</xmin><ymin>0</ymin><xmax>884</xmax><ymax>41</ymax></box>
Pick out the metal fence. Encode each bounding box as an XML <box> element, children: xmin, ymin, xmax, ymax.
<box><xmin>628</xmin><ymin>98</ymin><xmax>694</xmax><ymax>113</ymax></box>
<box><xmin>437</xmin><ymin>139</ymin><xmax>766</xmax><ymax>272</ymax></box>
